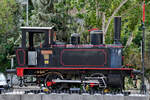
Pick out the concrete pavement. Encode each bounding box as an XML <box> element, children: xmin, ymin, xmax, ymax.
<box><xmin>0</xmin><ymin>94</ymin><xmax>149</xmax><ymax>100</ymax></box>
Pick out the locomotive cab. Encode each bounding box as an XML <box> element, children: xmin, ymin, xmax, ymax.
<box><xmin>16</xmin><ymin>27</ymin><xmax>55</xmax><ymax>67</ymax></box>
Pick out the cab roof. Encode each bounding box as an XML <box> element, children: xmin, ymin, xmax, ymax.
<box><xmin>20</xmin><ymin>27</ymin><xmax>54</xmax><ymax>30</ymax></box>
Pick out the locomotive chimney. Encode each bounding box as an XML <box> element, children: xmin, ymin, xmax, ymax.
<box><xmin>114</xmin><ymin>16</ymin><xmax>121</xmax><ymax>44</ymax></box>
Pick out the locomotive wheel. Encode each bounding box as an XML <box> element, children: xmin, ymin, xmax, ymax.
<box><xmin>44</xmin><ymin>73</ymin><xmax>63</xmax><ymax>91</ymax></box>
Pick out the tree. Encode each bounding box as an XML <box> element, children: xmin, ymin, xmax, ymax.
<box><xmin>30</xmin><ymin>0</ymin><xmax>74</xmax><ymax>42</ymax></box>
<box><xmin>0</xmin><ymin>0</ymin><xmax>19</xmax><ymax>72</ymax></box>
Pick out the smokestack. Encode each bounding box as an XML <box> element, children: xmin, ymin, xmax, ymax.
<box><xmin>114</xmin><ymin>16</ymin><xmax>121</xmax><ymax>44</ymax></box>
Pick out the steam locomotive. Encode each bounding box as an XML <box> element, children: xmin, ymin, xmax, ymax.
<box><xmin>15</xmin><ymin>17</ymin><xmax>135</xmax><ymax>91</ymax></box>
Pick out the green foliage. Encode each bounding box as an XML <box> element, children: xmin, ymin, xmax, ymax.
<box><xmin>30</xmin><ymin>0</ymin><xmax>75</xmax><ymax>42</ymax></box>
<box><xmin>0</xmin><ymin>0</ymin><xmax>19</xmax><ymax>72</ymax></box>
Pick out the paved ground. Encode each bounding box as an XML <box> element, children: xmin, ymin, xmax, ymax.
<box><xmin>0</xmin><ymin>86</ymin><xmax>149</xmax><ymax>100</ymax></box>
<box><xmin>1</xmin><ymin>85</ymin><xmax>149</xmax><ymax>95</ymax></box>
<box><xmin>0</xmin><ymin>93</ymin><xmax>149</xmax><ymax>100</ymax></box>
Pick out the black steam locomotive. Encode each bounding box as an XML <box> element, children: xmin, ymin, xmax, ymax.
<box><xmin>16</xmin><ymin>17</ymin><xmax>134</xmax><ymax>91</ymax></box>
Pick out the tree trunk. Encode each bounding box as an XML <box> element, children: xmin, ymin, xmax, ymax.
<box><xmin>103</xmin><ymin>0</ymin><xmax>128</xmax><ymax>43</ymax></box>
<box><xmin>125</xmin><ymin>32</ymin><xmax>134</xmax><ymax>47</ymax></box>
<box><xmin>102</xmin><ymin>12</ymin><xmax>105</xmax><ymax>43</ymax></box>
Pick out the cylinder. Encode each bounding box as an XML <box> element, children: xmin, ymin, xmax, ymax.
<box><xmin>90</xmin><ymin>30</ymin><xmax>103</xmax><ymax>45</ymax></box>
<box><xmin>114</xmin><ymin>16</ymin><xmax>121</xmax><ymax>44</ymax></box>
<box><xmin>70</xmin><ymin>33</ymin><xmax>80</xmax><ymax>45</ymax></box>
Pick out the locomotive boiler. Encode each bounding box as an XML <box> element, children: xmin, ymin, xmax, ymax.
<box><xmin>15</xmin><ymin>17</ymin><xmax>134</xmax><ymax>92</ymax></box>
